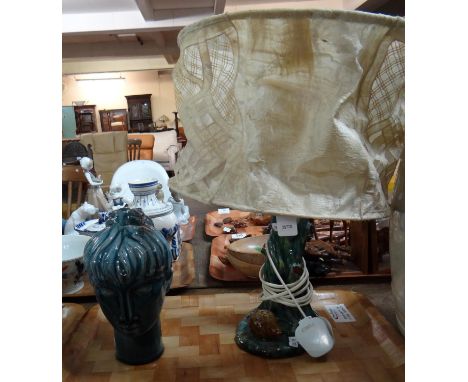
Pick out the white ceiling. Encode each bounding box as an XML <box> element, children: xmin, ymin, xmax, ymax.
<box><xmin>62</xmin><ymin>0</ymin><xmax>337</xmax><ymax>15</ymax></box>
<box><xmin>62</xmin><ymin>0</ymin><xmax>138</xmax><ymax>14</ymax></box>
<box><xmin>62</xmin><ymin>0</ymin><xmax>373</xmax><ymax>73</ymax></box>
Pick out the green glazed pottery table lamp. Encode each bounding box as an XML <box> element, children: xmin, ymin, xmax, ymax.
<box><xmin>170</xmin><ymin>9</ymin><xmax>405</xmax><ymax>357</ymax></box>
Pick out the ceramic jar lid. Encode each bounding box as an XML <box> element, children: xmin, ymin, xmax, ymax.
<box><xmin>128</xmin><ymin>179</ymin><xmax>174</xmax><ymax>217</ymax></box>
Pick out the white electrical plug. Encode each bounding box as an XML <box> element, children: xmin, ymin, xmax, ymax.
<box><xmin>295</xmin><ymin>316</ymin><xmax>335</xmax><ymax>358</ymax></box>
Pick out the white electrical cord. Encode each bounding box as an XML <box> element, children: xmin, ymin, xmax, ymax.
<box><xmin>259</xmin><ymin>244</ymin><xmax>314</xmax><ymax>318</ymax></box>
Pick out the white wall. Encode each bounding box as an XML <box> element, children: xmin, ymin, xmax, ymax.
<box><xmin>62</xmin><ymin>70</ymin><xmax>176</xmax><ymax>132</ymax></box>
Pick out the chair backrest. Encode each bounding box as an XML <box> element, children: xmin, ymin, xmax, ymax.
<box><xmin>128</xmin><ymin>133</ymin><xmax>155</xmax><ymax>160</ymax></box>
<box><xmin>62</xmin><ymin>166</ymin><xmax>88</xmax><ymax>219</ymax></box>
<box><xmin>127</xmin><ymin>138</ymin><xmax>142</xmax><ymax>161</ymax></box>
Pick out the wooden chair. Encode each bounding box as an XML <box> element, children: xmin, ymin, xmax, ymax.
<box><xmin>127</xmin><ymin>138</ymin><xmax>142</xmax><ymax>161</ymax></box>
<box><xmin>62</xmin><ymin>166</ymin><xmax>88</xmax><ymax>219</ymax></box>
<box><xmin>127</xmin><ymin>134</ymin><xmax>155</xmax><ymax>160</ymax></box>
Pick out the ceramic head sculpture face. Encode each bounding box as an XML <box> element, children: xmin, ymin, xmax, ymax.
<box><xmin>84</xmin><ymin>208</ymin><xmax>173</xmax><ymax>364</ymax></box>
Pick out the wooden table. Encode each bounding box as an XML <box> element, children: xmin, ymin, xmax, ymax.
<box><xmin>63</xmin><ymin>289</ymin><xmax>404</xmax><ymax>381</ymax></box>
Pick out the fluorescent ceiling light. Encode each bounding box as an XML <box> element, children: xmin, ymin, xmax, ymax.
<box><xmin>74</xmin><ymin>73</ymin><xmax>125</xmax><ymax>81</ymax></box>
<box><xmin>116</xmin><ymin>33</ymin><xmax>136</xmax><ymax>38</ymax></box>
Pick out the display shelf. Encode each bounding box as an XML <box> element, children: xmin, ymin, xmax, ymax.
<box><xmin>99</xmin><ymin>109</ymin><xmax>128</xmax><ymax>132</ymax></box>
<box><xmin>125</xmin><ymin>94</ymin><xmax>153</xmax><ymax>132</ymax></box>
<box><xmin>62</xmin><ymin>290</ymin><xmax>404</xmax><ymax>381</ymax></box>
<box><xmin>74</xmin><ymin>105</ymin><xmax>97</xmax><ymax>134</ymax></box>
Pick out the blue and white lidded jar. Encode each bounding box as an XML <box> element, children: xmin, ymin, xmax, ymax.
<box><xmin>128</xmin><ymin>179</ymin><xmax>182</xmax><ymax>261</ymax></box>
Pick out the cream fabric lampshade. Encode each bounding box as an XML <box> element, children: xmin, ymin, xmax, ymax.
<box><xmin>170</xmin><ymin>9</ymin><xmax>404</xmax><ymax>220</ymax></box>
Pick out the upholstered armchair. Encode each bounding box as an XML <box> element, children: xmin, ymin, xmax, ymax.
<box><xmin>128</xmin><ymin>131</ymin><xmax>178</xmax><ymax>171</ymax></box>
<box><xmin>146</xmin><ymin>130</ymin><xmax>180</xmax><ymax>172</ymax></box>
<box><xmin>79</xmin><ymin>131</ymin><xmax>128</xmax><ymax>187</ymax></box>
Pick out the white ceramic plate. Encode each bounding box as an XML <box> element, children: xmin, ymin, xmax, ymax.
<box><xmin>62</xmin><ymin>235</ymin><xmax>91</xmax><ymax>261</ymax></box>
<box><xmin>74</xmin><ymin>219</ymin><xmax>105</xmax><ymax>233</ymax></box>
<box><xmin>110</xmin><ymin>160</ymin><xmax>172</xmax><ymax>204</ymax></box>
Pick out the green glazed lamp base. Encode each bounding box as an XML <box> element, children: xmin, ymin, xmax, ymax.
<box><xmin>234</xmin><ymin>217</ymin><xmax>317</xmax><ymax>358</ymax></box>
<box><xmin>235</xmin><ymin>301</ymin><xmax>315</xmax><ymax>358</ymax></box>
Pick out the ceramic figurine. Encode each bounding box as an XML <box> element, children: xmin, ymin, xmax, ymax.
<box><xmin>128</xmin><ymin>180</ymin><xmax>181</xmax><ymax>261</ymax></box>
<box><xmin>64</xmin><ymin>202</ymin><xmax>99</xmax><ymax>235</ymax></box>
<box><xmin>84</xmin><ymin>208</ymin><xmax>173</xmax><ymax>365</ymax></box>
<box><xmin>80</xmin><ymin>157</ymin><xmax>111</xmax><ymax>212</ymax></box>
<box><xmin>108</xmin><ymin>184</ymin><xmax>130</xmax><ymax>210</ymax></box>
<box><xmin>169</xmin><ymin>192</ymin><xmax>190</xmax><ymax>225</ymax></box>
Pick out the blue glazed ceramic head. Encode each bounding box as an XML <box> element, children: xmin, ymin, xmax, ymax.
<box><xmin>84</xmin><ymin>208</ymin><xmax>173</xmax><ymax>340</ymax></box>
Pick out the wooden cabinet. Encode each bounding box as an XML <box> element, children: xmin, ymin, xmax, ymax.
<box><xmin>125</xmin><ymin>94</ymin><xmax>153</xmax><ymax>132</ymax></box>
<box><xmin>74</xmin><ymin>105</ymin><xmax>97</xmax><ymax>134</ymax></box>
<box><xmin>99</xmin><ymin>109</ymin><xmax>128</xmax><ymax>132</ymax></box>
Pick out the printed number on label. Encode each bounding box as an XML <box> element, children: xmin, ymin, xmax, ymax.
<box><xmin>276</xmin><ymin>216</ymin><xmax>298</xmax><ymax>237</ymax></box>
<box><xmin>324</xmin><ymin>304</ymin><xmax>356</xmax><ymax>322</ymax></box>
<box><xmin>289</xmin><ymin>337</ymin><xmax>299</xmax><ymax>347</ymax></box>
<box><xmin>232</xmin><ymin>233</ymin><xmax>247</xmax><ymax>239</ymax></box>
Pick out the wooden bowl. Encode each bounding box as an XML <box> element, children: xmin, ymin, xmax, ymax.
<box><xmin>227</xmin><ymin>235</ymin><xmax>269</xmax><ymax>278</ymax></box>
<box><xmin>227</xmin><ymin>235</ymin><xmax>269</xmax><ymax>265</ymax></box>
<box><xmin>226</xmin><ymin>255</ymin><xmax>262</xmax><ymax>279</ymax></box>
